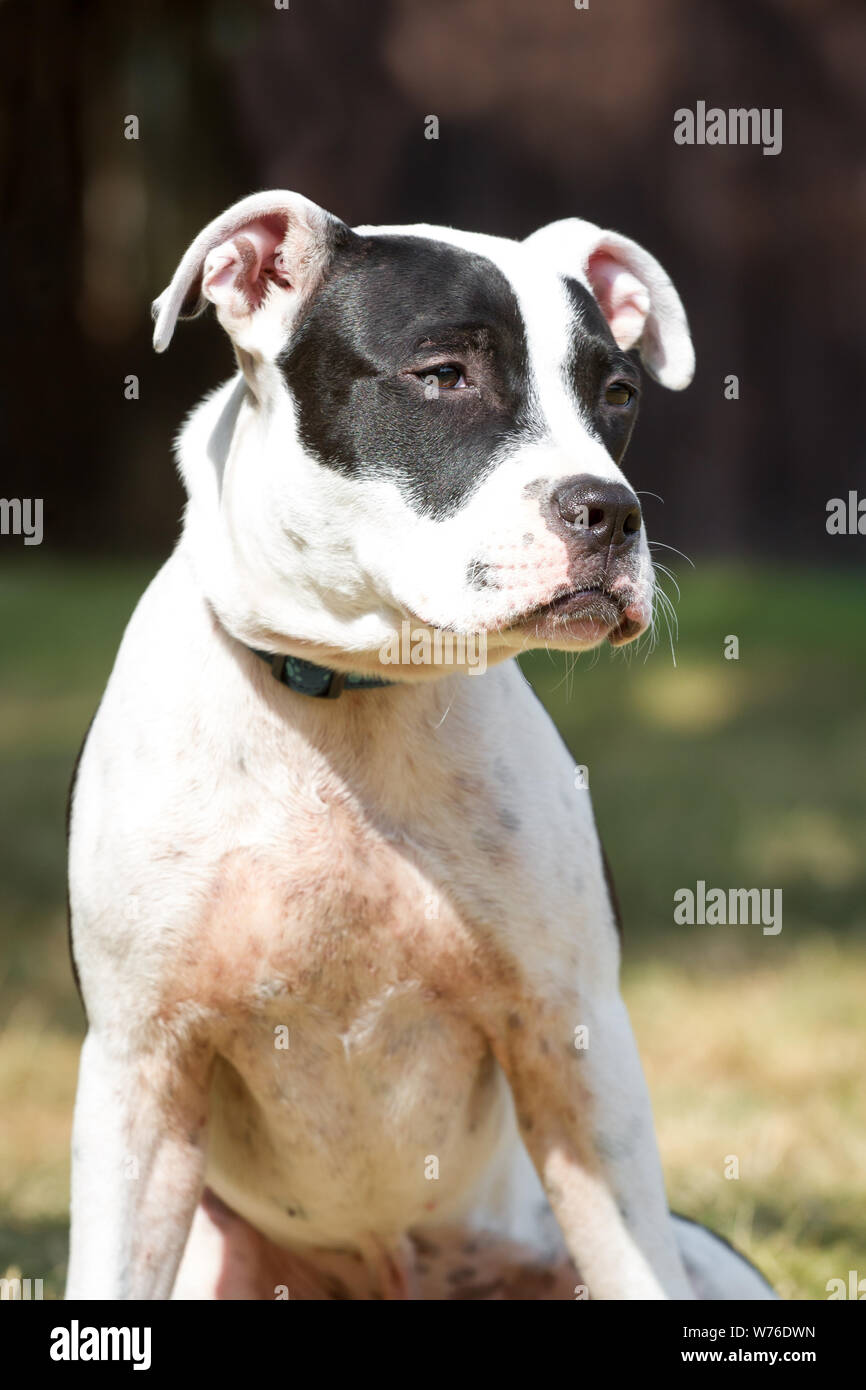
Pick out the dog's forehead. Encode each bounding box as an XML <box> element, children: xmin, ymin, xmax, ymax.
<box><xmin>323</xmin><ymin>228</ymin><xmax>532</xmax><ymax>347</ymax></box>
<box><xmin>349</xmin><ymin>220</ymin><xmax>597</xmax><ymax>350</ymax></box>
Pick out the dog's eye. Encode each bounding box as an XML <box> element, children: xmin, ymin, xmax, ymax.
<box><xmin>605</xmin><ymin>382</ymin><xmax>635</xmax><ymax>407</ymax></box>
<box><xmin>418</xmin><ymin>364</ymin><xmax>466</xmax><ymax>390</ymax></box>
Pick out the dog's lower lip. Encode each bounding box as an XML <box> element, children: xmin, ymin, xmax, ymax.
<box><xmin>552</xmin><ymin>586</ymin><xmax>607</xmax><ymax>610</ymax></box>
<box><xmin>520</xmin><ymin>587</ymin><xmax>622</xmax><ymax>624</ymax></box>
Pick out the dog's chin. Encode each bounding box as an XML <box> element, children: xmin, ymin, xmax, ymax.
<box><xmin>500</xmin><ymin>588</ymin><xmax>649</xmax><ymax>652</ymax></box>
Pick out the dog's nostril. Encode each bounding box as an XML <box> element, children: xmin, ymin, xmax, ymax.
<box><xmin>551</xmin><ymin>475</ymin><xmax>643</xmax><ymax>547</ymax></box>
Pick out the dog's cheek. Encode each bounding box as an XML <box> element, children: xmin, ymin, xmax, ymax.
<box><xmin>403</xmin><ymin>486</ymin><xmax>575</xmax><ymax>633</ymax></box>
<box><xmin>461</xmin><ymin>530</ymin><xmax>574</xmax><ymax>623</ymax></box>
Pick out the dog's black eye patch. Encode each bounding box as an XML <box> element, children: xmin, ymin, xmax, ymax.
<box><xmin>280</xmin><ymin>234</ymin><xmax>538</xmax><ymax>518</ymax></box>
<box><xmin>561</xmin><ymin>277</ymin><xmax>641</xmax><ymax>465</ymax></box>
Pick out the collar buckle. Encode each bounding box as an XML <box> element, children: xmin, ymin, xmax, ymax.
<box><xmin>257</xmin><ymin>648</ymin><xmax>389</xmax><ymax>699</ymax></box>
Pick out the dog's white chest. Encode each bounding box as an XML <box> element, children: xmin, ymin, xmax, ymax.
<box><xmin>160</xmin><ymin>784</ymin><xmax>513</xmax><ymax>1249</ymax></box>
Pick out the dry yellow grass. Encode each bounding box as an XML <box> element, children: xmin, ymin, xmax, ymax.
<box><xmin>0</xmin><ymin>1003</ymin><xmax>79</xmax><ymax>1297</ymax></box>
<box><xmin>626</xmin><ymin>936</ymin><xmax>866</xmax><ymax>1300</ymax></box>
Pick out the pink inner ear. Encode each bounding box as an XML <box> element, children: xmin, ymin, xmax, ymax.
<box><xmin>587</xmin><ymin>249</ymin><xmax>651</xmax><ymax>351</ymax></box>
<box><xmin>202</xmin><ymin>213</ymin><xmax>292</xmax><ymax>314</ymax></box>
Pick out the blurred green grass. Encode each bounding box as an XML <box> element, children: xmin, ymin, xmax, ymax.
<box><xmin>1</xmin><ymin>558</ymin><xmax>864</xmax><ymax>1298</ymax></box>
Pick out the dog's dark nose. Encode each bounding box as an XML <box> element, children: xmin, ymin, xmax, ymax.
<box><xmin>551</xmin><ymin>476</ymin><xmax>642</xmax><ymax>548</ymax></box>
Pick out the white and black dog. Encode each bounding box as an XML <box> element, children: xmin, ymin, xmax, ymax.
<box><xmin>66</xmin><ymin>191</ymin><xmax>774</xmax><ymax>1300</ymax></box>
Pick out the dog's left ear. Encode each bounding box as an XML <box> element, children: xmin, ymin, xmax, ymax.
<box><xmin>524</xmin><ymin>219</ymin><xmax>695</xmax><ymax>389</ymax></box>
<box><xmin>152</xmin><ymin>190</ymin><xmax>350</xmax><ymax>356</ymax></box>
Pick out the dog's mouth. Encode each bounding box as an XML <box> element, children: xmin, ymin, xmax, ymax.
<box><xmin>512</xmin><ymin>584</ymin><xmax>622</xmax><ymax>631</ymax></box>
<box><xmin>507</xmin><ymin>584</ymin><xmax>647</xmax><ymax>648</ymax></box>
<box><xmin>525</xmin><ymin>584</ymin><xmax>621</xmax><ymax>621</ymax></box>
<box><xmin>408</xmin><ymin>581</ymin><xmax>649</xmax><ymax>660</ymax></box>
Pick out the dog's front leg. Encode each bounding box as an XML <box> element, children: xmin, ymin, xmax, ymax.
<box><xmin>494</xmin><ymin>989</ymin><xmax>694</xmax><ymax>1300</ymax></box>
<box><xmin>66</xmin><ymin>1028</ymin><xmax>212</xmax><ymax>1300</ymax></box>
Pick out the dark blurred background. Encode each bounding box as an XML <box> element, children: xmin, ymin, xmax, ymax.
<box><xmin>1</xmin><ymin>0</ymin><xmax>865</xmax><ymax>1300</ymax></box>
<box><xmin>2</xmin><ymin>0</ymin><xmax>864</xmax><ymax>559</ymax></box>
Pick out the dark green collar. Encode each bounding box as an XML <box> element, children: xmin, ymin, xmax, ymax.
<box><xmin>251</xmin><ymin>647</ymin><xmax>394</xmax><ymax>699</ymax></box>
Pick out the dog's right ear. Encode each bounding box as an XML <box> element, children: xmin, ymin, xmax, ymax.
<box><xmin>523</xmin><ymin>218</ymin><xmax>695</xmax><ymax>390</ymax></box>
<box><xmin>152</xmin><ymin>190</ymin><xmax>350</xmax><ymax>356</ymax></box>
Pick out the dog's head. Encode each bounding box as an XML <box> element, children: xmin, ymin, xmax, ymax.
<box><xmin>154</xmin><ymin>191</ymin><xmax>693</xmax><ymax>677</ymax></box>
